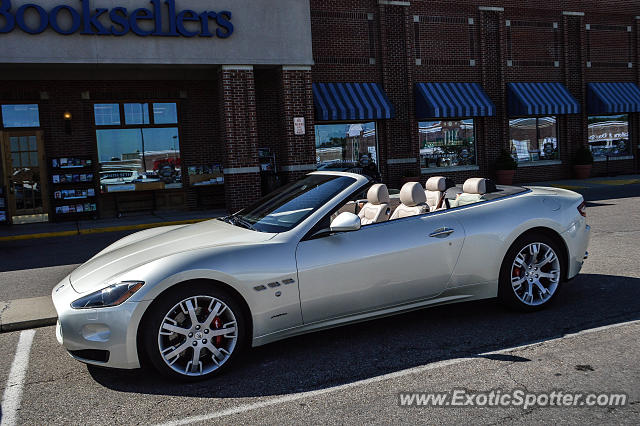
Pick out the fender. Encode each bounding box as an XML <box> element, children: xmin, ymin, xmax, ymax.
<box><xmin>122</xmin><ymin>243</ymin><xmax>304</xmax><ymax>339</ymax></box>
<box><xmin>448</xmin><ymin>193</ymin><xmax>573</xmax><ymax>291</ymax></box>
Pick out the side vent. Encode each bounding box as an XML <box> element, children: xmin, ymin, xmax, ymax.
<box><xmin>253</xmin><ymin>285</ymin><xmax>267</xmax><ymax>291</ymax></box>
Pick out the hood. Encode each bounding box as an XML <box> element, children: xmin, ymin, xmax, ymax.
<box><xmin>69</xmin><ymin>219</ymin><xmax>274</xmax><ymax>293</ymax></box>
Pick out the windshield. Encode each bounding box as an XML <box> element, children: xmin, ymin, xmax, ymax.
<box><xmin>230</xmin><ymin>174</ymin><xmax>357</xmax><ymax>233</ymax></box>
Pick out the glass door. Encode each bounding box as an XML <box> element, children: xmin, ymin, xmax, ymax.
<box><xmin>1</xmin><ymin>130</ymin><xmax>49</xmax><ymax>223</ymax></box>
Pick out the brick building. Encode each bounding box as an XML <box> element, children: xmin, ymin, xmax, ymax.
<box><xmin>0</xmin><ymin>0</ymin><xmax>639</xmax><ymax>225</ymax></box>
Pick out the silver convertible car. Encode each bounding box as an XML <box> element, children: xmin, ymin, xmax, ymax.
<box><xmin>52</xmin><ymin>172</ymin><xmax>590</xmax><ymax>380</ymax></box>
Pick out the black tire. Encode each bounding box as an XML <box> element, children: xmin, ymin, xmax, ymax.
<box><xmin>498</xmin><ymin>233</ymin><xmax>565</xmax><ymax>312</ymax></box>
<box><xmin>142</xmin><ymin>283</ymin><xmax>248</xmax><ymax>381</ymax></box>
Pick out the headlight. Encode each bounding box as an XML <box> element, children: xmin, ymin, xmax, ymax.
<box><xmin>70</xmin><ymin>281</ymin><xmax>145</xmax><ymax>309</ymax></box>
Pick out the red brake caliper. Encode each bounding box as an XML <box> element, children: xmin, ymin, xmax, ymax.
<box><xmin>513</xmin><ymin>267</ymin><xmax>521</xmax><ymax>278</ymax></box>
<box><xmin>213</xmin><ymin>317</ymin><xmax>223</xmax><ymax>346</ymax></box>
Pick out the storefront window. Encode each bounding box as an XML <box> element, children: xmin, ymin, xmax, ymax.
<box><xmin>587</xmin><ymin>115</ymin><xmax>631</xmax><ymax>158</ymax></box>
<box><xmin>153</xmin><ymin>103</ymin><xmax>179</xmax><ymax>124</ymax></box>
<box><xmin>1</xmin><ymin>104</ymin><xmax>40</xmax><ymax>128</ymax></box>
<box><xmin>94</xmin><ymin>104</ymin><xmax>121</xmax><ymax>126</ymax></box>
<box><xmin>509</xmin><ymin>117</ymin><xmax>558</xmax><ymax>163</ymax></box>
<box><xmin>419</xmin><ymin>119</ymin><xmax>476</xmax><ymax>168</ymax></box>
<box><xmin>315</xmin><ymin>122</ymin><xmax>378</xmax><ymax>169</ymax></box>
<box><xmin>94</xmin><ymin>103</ymin><xmax>181</xmax><ymax>192</ymax></box>
<box><xmin>124</xmin><ymin>103</ymin><xmax>150</xmax><ymax>125</ymax></box>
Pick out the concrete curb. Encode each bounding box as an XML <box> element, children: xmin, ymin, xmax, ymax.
<box><xmin>0</xmin><ymin>218</ymin><xmax>213</xmax><ymax>242</ymax></box>
<box><xmin>0</xmin><ymin>296</ymin><xmax>58</xmax><ymax>333</ymax></box>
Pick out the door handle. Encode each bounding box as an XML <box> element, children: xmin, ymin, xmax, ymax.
<box><xmin>429</xmin><ymin>227</ymin><xmax>455</xmax><ymax>238</ymax></box>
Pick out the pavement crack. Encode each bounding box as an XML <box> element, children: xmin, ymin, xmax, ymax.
<box><xmin>0</xmin><ymin>300</ymin><xmax>11</xmax><ymax>329</ymax></box>
<box><xmin>488</xmin><ymin>405</ymin><xmax>537</xmax><ymax>426</ymax></box>
<box><xmin>504</xmin><ymin>362</ymin><xmax>530</xmax><ymax>392</ymax></box>
<box><xmin>23</xmin><ymin>371</ymin><xmax>75</xmax><ymax>386</ymax></box>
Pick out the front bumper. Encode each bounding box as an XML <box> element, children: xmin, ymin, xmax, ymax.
<box><xmin>51</xmin><ymin>276</ymin><xmax>151</xmax><ymax>369</ymax></box>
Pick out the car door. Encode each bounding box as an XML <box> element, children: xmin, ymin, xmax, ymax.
<box><xmin>295</xmin><ymin>213</ymin><xmax>465</xmax><ymax>324</ymax></box>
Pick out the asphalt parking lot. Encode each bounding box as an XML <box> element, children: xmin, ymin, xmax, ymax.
<box><xmin>1</xmin><ymin>183</ymin><xmax>639</xmax><ymax>424</ymax></box>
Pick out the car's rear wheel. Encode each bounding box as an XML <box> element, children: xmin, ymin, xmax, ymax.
<box><xmin>143</xmin><ymin>284</ymin><xmax>247</xmax><ymax>381</ymax></box>
<box><xmin>499</xmin><ymin>234</ymin><xmax>564</xmax><ymax>311</ymax></box>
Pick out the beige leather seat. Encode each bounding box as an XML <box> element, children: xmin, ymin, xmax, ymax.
<box><xmin>424</xmin><ymin>176</ymin><xmax>447</xmax><ymax>212</ymax></box>
<box><xmin>452</xmin><ymin>177</ymin><xmax>487</xmax><ymax>207</ymax></box>
<box><xmin>390</xmin><ymin>182</ymin><xmax>429</xmax><ymax>220</ymax></box>
<box><xmin>358</xmin><ymin>184</ymin><xmax>391</xmax><ymax>225</ymax></box>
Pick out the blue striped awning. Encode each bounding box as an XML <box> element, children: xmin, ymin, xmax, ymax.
<box><xmin>587</xmin><ymin>83</ymin><xmax>640</xmax><ymax>114</ymax></box>
<box><xmin>508</xmin><ymin>82</ymin><xmax>580</xmax><ymax>116</ymax></box>
<box><xmin>415</xmin><ymin>83</ymin><xmax>495</xmax><ymax>118</ymax></box>
<box><xmin>312</xmin><ymin>82</ymin><xmax>394</xmax><ymax>121</ymax></box>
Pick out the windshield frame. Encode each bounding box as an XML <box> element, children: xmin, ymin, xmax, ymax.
<box><xmin>227</xmin><ymin>172</ymin><xmax>366</xmax><ymax>234</ymax></box>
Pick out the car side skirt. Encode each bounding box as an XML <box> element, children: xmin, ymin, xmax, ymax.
<box><xmin>251</xmin><ymin>281</ymin><xmax>496</xmax><ymax>347</ymax></box>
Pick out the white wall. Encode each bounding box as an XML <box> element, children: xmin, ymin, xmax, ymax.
<box><xmin>0</xmin><ymin>0</ymin><xmax>313</xmax><ymax>65</ymax></box>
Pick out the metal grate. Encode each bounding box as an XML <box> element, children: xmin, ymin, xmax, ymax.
<box><xmin>589</xmin><ymin>24</ymin><xmax>628</xmax><ymax>31</ymax></box>
<box><xmin>420</xmin><ymin>59</ymin><xmax>473</xmax><ymax>66</ymax></box>
<box><xmin>311</xmin><ymin>11</ymin><xmax>369</xmax><ymax>20</ymax></box>
<box><xmin>590</xmin><ymin>62</ymin><xmax>633</xmax><ymax>68</ymax></box>
<box><xmin>416</xmin><ymin>16</ymin><xmax>467</xmax><ymax>24</ymax></box>
<box><xmin>510</xmin><ymin>20</ymin><xmax>555</xmax><ymax>29</ymax></box>
<box><xmin>313</xmin><ymin>57</ymin><xmax>372</xmax><ymax>65</ymax></box>
<box><xmin>511</xmin><ymin>60</ymin><xmax>557</xmax><ymax>67</ymax></box>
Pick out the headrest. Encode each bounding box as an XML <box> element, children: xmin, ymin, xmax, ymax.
<box><xmin>400</xmin><ymin>182</ymin><xmax>427</xmax><ymax>207</ymax></box>
<box><xmin>367</xmin><ymin>184</ymin><xmax>390</xmax><ymax>205</ymax></box>
<box><xmin>462</xmin><ymin>177</ymin><xmax>487</xmax><ymax>195</ymax></box>
<box><xmin>425</xmin><ymin>176</ymin><xmax>447</xmax><ymax>192</ymax></box>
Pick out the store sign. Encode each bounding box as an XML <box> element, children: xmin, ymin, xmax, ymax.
<box><xmin>0</xmin><ymin>0</ymin><xmax>233</xmax><ymax>37</ymax></box>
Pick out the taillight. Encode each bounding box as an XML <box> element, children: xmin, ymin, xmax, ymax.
<box><xmin>577</xmin><ymin>201</ymin><xmax>586</xmax><ymax>217</ymax></box>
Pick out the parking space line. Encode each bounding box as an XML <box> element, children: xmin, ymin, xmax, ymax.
<box><xmin>1</xmin><ymin>329</ymin><xmax>36</xmax><ymax>426</ymax></box>
<box><xmin>157</xmin><ymin>318</ymin><xmax>640</xmax><ymax>426</ymax></box>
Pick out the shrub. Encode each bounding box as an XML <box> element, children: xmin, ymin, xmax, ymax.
<box><xmin>402</xmin><ymin>168</ymin><xmax>419</xmax><ymax>177</ymax></box>
<box><xmin>494</xmin><ymin>149</ymin><xmax>518</xmax><ymax>170</ymax></box>
<box><xmin>574</xmin><ymin>145</ymin><xmax>594</xmax><ymax>165</ymax></box>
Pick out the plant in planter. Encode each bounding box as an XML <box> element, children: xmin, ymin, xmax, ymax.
<box><xmin>573</xmin><ymin>145</ymin><xmax>594</xmax><ymax>179</ymax></box>
<box><xmin>400</xmin><ymin>168</ymin><xmax>420</xmax><ymax>185</ymax></box>
<box><xmin>494</xmin><ymin>149</ymin><xmax>518</xmax><ymax>185</ymax></box>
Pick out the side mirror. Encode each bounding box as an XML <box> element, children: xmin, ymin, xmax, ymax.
<box><xmin>330</xmin><ymin>212</ymin><xmax>361</xmax><ymax>233</ymax></box>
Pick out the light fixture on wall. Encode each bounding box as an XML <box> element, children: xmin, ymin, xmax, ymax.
<box><xmin>63</xmin><ymin>111</ymin><xmax>72</xmax><ymax>135</ymax></box>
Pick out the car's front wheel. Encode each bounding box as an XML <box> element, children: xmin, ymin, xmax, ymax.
<box><xmin>143</xmin><ymin>284</ymin><xmax>247</xmax><ymax>381</ymax></box>
<box><xmin>499</xmin><ymin>234</ymin><xmax>564</xmax><ymax>311</ymax></box>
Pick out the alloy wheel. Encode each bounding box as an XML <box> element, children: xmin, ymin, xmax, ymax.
<box><xmin>510</xmin><ymin>242</ymin><xmax>561</xmax><ymax>306</ymax></box>
<box><xmin>157</xmin><ymin>295</ymin><xmax>238</xmax><ymax>377</ymax></box>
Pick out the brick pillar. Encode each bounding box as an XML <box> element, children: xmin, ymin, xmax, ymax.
<box><xmin>634</xmin><ymin>17</ymin><xmax>640</xmax><ymax>172</ymax></box>
<box><xmin>279</xmin><ymin>66</ymin><xmax>316</xmax><ymax>183</ymax></box>
<box><xmin>378</xmin><ymin>2</ymin><xmax>418</xmax><ymax>188</ymax></box>
<box><xmin>219</xmin><ymin>66</ymin><xmax>261</xmax><ymax>213</ymax></box>
<box><xmin>562</xmin><ymin>13</ymin><xmax>587</xmax><ymax>176</ymax></box>
<box><xmin>479</xmin><ymin>8</ymin><xmax>507</xmax><ymax>179</ymax></box>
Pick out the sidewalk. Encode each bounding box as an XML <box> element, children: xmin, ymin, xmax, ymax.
<box><xmin>2</xmin><ymin>175</ymin><xmax>639</xmax><ymax>242</ymax></box>
<box><xmin>0</xmin><ymin>209</ymin><xmax>226</xmax><ymax>242</ymax></box>
<box><xmin>0</xmin><ymin>296</ymin><xmax>56</xmax><ymax>332</ymax></box>
<box><xmin>526</xmin><ymin>174</ymin><xmax>640</xmax><ymax>191</ymax></box>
